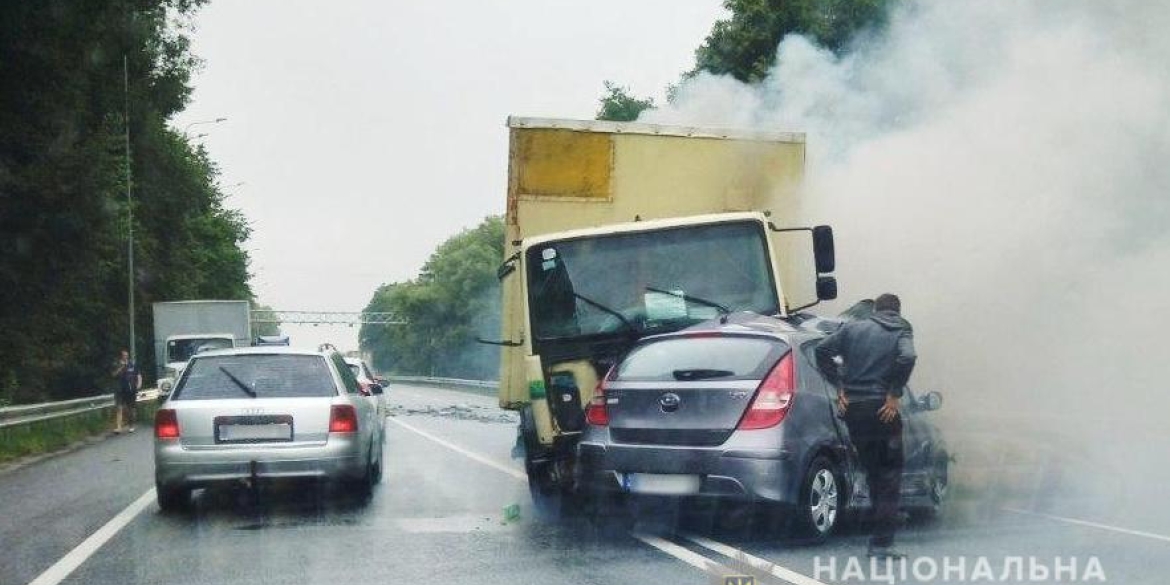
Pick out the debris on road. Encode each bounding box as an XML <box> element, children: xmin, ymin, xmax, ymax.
<box><xmin>502</xmin><ymin>503</ymin><xmax>521</xmax><ymax>523</ymax></box>
<box><xmin>388</xmin><ymin>403</ymin><xmax>518</xmax><ymax>424</ymax></box>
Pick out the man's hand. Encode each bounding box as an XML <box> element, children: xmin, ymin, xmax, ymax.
<box><xmin>878</xmin><ymin>393</ymin><xmax>900</xmax><ymax>424</ymax></box>
<box><xmin>837</xmin><ymin>390</ymin><xmax>848</xmax><ymax>414</ymax></box>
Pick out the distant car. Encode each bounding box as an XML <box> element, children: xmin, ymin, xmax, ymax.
<box><xmin>344</xmin><ymin>357</ymin><xmax>388</xmax><ymax>425</ymax></box>
<box><xmin>153</xmin><ymin>347</ymin><xmax>384</xmax><ymax>511</ymax></box>
<box><xmin>576</xmin><ymin>312</ymin><xmax>949</xmax><ymax>540</ymax></box>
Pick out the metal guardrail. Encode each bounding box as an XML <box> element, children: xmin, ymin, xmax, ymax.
<box><xmin>0</xmin><ymin>389</ymin><xmax>161</xmax><ymax>430</ymax></box>
<box><xmin>384</xmin><ymin>376</ymin><xmax>499</xmax><ymax>391</ymax></box>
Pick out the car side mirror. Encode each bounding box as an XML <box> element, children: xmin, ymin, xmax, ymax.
<box><xmin>371</xmin><ymin>384</ymin><xmax>384</xmax><ymax>396</ymax></box>
<box><xmin>920</xmin><ymin>391</ymin><xmax>942</xmax><ymax>411</ymax></box>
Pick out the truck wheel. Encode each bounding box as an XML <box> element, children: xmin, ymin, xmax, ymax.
<box><xmin>156</xmin><ymin>483</ymin><xmax>189</xmax><ymax>513</ymax></box>
<box><xmin>791</xmin><ymin>456</ymin><xmax>842</xmax><ymax>542</ymax></box>
<box><xmin>519</xmin><ymin>405</ymin><xmax>581</xmax><ymax>521</ymax></box>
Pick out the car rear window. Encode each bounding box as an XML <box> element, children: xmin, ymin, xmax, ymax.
<box><xmin>173</xmin><ymin>354</ymin><xmax>338</xmax><ymax>400</ymax></box>
<box><xmin>615</xmin><ymin>335</ymin><xmax>788</xmax><ymax>382</ymax></box>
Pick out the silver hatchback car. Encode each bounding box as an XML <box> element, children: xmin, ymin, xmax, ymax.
<box><xmin>153</xmin><ymin>347</ymin><xmax>384</xmax><ymax>511</ymax></box>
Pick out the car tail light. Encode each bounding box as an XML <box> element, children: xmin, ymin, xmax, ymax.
<box><xmin>738</xmin><ymin>352</ymin><xmax>796</xmax><ymax>430</ymax></box>
<box><xmin>155</xmin><ymin>409</ymin><xmax>180</xmax><ymax>439</ymax></box>
<box><xmin>329</xmin><ymin>404</ymin><xmax>359</xmax><ymax>433</ymax></box>
<box><xmin>585</xmin><ymin>367</ymin><xmax>615</xmax><ymax>426</ymax></box>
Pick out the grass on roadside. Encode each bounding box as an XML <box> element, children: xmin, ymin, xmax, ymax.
<box><xmin>0</xmin><ymin>400</ymin><xmax>158</xmax><ymax>465</ymax></box>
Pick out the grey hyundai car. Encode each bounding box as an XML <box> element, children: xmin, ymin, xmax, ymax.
<box><xmin>576</xmin><ymin>312</ymin><xmax>949</xmax><ymax>540</ymax></box>
<box><xmin>153</xmin><ymin>347</ymin><xmax>384</xmax><ymax>511</ymax></box>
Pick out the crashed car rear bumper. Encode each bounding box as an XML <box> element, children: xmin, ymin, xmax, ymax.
<box><xmin>576</xmin><ymin>439</ymin><xmax>801</xmax><ymax>504</ymax></box>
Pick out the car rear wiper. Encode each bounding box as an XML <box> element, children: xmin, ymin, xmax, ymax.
<box><xmin>673</xmin><ymin>368</ymin><xmax>736</xmax><ymax>381</ymax></box>
<box><xmin>219</xmin><ymin>366</ymin><xmax>257</xmax><ymax>398</ymax></box>
<box><xmin>646</xmin><ymin>286</ymin><xmax>732</xmax><ymax>316</ymax></box>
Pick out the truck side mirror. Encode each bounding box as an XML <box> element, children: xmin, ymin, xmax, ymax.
<box><xmin>812</xmin><ymin>225</ymin><xmax>835</xmax><ymax>273</ymax></box>
<box><xmin>816</xmin><ymin>276</ymin><xmax>838</xmax><ymax>301</ymax></box>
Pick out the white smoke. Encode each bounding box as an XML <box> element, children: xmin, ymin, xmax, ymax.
<box><xmin>643</xmin><ymin>1</ymin><xmax>1170</xmax><ymax>455</ymax></box>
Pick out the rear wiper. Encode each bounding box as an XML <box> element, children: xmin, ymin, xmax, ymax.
<box><xmin>646</xmin><ymin>286</ymin><xmax>731</xmax><ymax>316</ymax></box>
<box><xmin>219</xmin><ymin>366</ymin><xmax>257</xmax><ymax>398</ymax></box>
<box><xmin>673</xmin><ymin>368</ymin><xmax>736</xmax><ymax>381</ymax></box>
<box><xmin>573</xmin><ymin>292</ymin><xmax>636</xmax><ymax>333</ymax></box>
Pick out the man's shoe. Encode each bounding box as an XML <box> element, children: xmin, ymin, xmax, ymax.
<box><xmin>128</xmin><ymin>426</ymin><xmax>136</xmax><ymax>433</ymax></box>
<box><xmin>867</xmin><ymin>544</ymin><xmax>907</xmax><ymax>560</ymax></box>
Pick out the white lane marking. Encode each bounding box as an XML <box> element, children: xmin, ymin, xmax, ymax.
<box><xmin>385</xmin><ymin>416</ymin><xmax>527</xmax><ymax>481</ymax></box>
<box><xmin>1003</xmin><ymin>507</ymin><xmax>1170</xmax><ymax>544</ymax></box>
<box><xmin>631</xmin><ymin>532</ymin><xmax>738</xmax><ymax>577</ymax></box>
<box><xmin>388</xmin><ymin>411</ymin><xmax>809</xmax><ymax>580</ymax></box>
<box><xmin>387</xmin><ymin>415</ymin><xmax>751</xmax><ymax>578</ymax></box>
<box><xmin>684</xmin><ymin>533</ymin><xmax>829</xmax><ymax>585</ymax></box>
<box><xmin>28</xmin><ymin>488</ymin><xmax>156</xmax><ymax>585</ymax></box>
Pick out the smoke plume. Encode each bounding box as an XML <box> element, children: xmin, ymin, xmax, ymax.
<box><xmin>643</xmin><ymin>0</ymin><xmax>1170</xmax><ymax>496</ymax></box>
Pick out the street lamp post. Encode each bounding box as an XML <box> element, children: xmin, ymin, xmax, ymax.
<box><xmin>182</xmin><ymin>117</ymin><xmax>227</xmax><ymax>136</ymax></box>
<box><xmin>124</xmin><ymin>55</ymin><xmax>135</xmax><ymax>362</ymax></box>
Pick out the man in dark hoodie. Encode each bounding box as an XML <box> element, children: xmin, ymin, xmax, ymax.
<box><xmin>815</xmin><ymin>293</ymin><xmax>916</xmax><ymax>559</ymax></box>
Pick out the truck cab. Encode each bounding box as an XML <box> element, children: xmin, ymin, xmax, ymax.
<box><xmin>158</xmin><ymin>333</ymin><xmax>235</xmax><ymax>396</ymax></box>
<box><xmin>492</xmin><ymin>118</ymin><xmax>836</xmax><ymax>509</ymax></box>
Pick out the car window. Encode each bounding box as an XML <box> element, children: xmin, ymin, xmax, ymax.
<box><xmin>173</xmin><ymin>354</ymin><xmax>337</xmax><ymax>400</ymax></box>
<box><xmin>615</xmin><ymin>336</ymin><xmax>788</xmax><ymax>382</ymax></box>
<box><xmin>347</xmin><ymin>364</ymin><xmax>362</xmax><ymax>378</ymax></box>
<box><xmin>334</xmin><ymin>355</ymin><xmax>361</xmax><ymax>394</ymax></box>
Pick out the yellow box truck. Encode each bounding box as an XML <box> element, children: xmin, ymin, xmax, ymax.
<box><xmin>487</xmin><ymin>117</ymin><xmax>837</xmax><ymax>513</ymax></box>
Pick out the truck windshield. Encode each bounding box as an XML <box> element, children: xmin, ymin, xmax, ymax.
<box><xmin>167</xmin><ymin>337</ymin><xmax>234</xmax><ymax>363</ymax></box>
<box><xmin>526</xmin><ymin>220</ymin><xmax>778</xmax><ymax>340</ymax></box>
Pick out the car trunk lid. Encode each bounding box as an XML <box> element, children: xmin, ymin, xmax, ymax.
<box><xmin>603</xmin><ymin>333</ymin><xmax>789</xmax><ymax>447</ymax></box>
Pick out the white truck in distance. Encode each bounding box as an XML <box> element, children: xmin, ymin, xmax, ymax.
<box><xmin>152</xmin><ymin>300</ymin><xmax>252</xmax><ymax>395</ymax></box>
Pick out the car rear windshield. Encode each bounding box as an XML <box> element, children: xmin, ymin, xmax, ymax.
<box><xmin>615</xmin><ymin>335</ymin><xmax>789</xmax><ymax>382</ymax></box>
<box><xmin>173</xmin><ymin>354</ymin><xmax>338</xmax><ymax>400</ymax></box>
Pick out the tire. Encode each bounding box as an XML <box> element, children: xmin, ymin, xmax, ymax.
<box><xmin>525</xmin><ymin>456</ymin><xmax>571</xmax><ymax>520</ymax></box>
<box><xmin>791</xmin><ymin>456</ymin><xmax>843</xmax><ymax>542</ymax></box>
<box><xmin>371</xmin><ymin>441</ymin><xmax>384</xmax><ymax>485</ymax></box>
<box><xmin>156</xmin><ymin>483</ymin><xmax>188</xmax><ymax>513</ymax></box>
<box><xmin>345</xmin><ymin>450</ymin><xmax>376</xmax><ymax>500</ymax></box>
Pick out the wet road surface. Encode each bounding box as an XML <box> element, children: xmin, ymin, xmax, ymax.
<box><xmin>2</xmin><ymin>384</ymin><xmax>1168</xmax><ymax>585</ymax></box>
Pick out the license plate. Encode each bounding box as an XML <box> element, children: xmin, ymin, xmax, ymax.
<box><xmin>218</xmin><ymin>423</ymin><xmax>292</xmax><ymax>442</ymax></box>
<box><xmin>619</xmin><ymin>473</ymin><xmax>701</xmax><ymax>495</ymax></box>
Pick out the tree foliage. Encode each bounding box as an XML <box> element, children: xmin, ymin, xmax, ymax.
<box><xmin>360</xmin><ymin>217</ymin><xmax>504</xmax><ymax>380</ymax></box>
<box><xmin>595</xmin><ymin>1</ymin><xmax>893</xmax><ymax>120</ymax></box>
<box><xmin>694</xmin><ymin>0</ymin><xmax>895</xmax><ymax>83</ymax></box>
<box><xmin>596</xmin><ymin>81</ymin><xmax>655</xmax><ymax>122</ymax></box>
<box><xmin>0</xmin><ymin>1</ymin><xmax>254</xmax><ymax>403</ymax></box>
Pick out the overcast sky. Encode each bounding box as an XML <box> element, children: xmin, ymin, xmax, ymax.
<box><xmin>172</xmin><ymin>0</ymin><xmax>727</xmax><ymax>352</ymax></box>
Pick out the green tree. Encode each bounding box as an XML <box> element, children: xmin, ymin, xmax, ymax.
<box><xmin>0</xmin><ymin>0</ymin><xmax>254</xmax><ymax>402</ymax></box>
<box><xmin>693</xmin><ymin>0</ymin><xmax>895</xmax><ymax>83</ymax></box>
<box><xmin>596</xmin><ymin>81</ymin><xmax>655</xmax><ymax>122</ymax></box>
<box><xmin>250</xmin><ymin>302</ymin><xmax>282</xmax><ymax>338</ymax></box>
<box><xmin>360</xmin><ymin>217</ymin><xmax>504</xmax><ymax>379</ymax></box>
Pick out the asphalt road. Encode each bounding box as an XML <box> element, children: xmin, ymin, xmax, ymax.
<box><xmin>2</xmin><ymin>384</ymin><xmax>1167</xmax><ymax>585</ymax></box>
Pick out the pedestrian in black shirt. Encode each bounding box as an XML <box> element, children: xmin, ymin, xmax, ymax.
<box><xmin>815</xmin><ymin>293</ymin><xmax>916</xmax><ymax>559</ymax></box>
<box><xmin>111</xmin><ymin>349</ymin><xmax>142</xmax><ymax>434</ymax></box>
